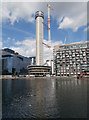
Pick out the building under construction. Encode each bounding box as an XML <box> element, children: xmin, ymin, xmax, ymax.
<box><xmin>28</xmin><ymin>65</ymin><xmax>51</xmax><ymax>76</ymax></box>
<box><xmin>28</xmin><ymin>9</ymin><xmax>51</xmax><ymax>76</ymax></box>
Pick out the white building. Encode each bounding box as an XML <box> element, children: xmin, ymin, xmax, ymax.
<box><xmin>45</xmin><ymin>60</ymin><xmax>54</xmax><ymax>74</ymax></box>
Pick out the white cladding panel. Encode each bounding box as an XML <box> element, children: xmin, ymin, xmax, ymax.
<box><xmin>36</xmin><ymin>16</ymin><xmax>43</xmax><ymax>65</ymax></box>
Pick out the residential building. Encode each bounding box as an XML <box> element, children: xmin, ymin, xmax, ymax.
<box><xmin>53</xmin><ymin>41</ymin><xmax>89</xmax><ymax>76</ymax></box>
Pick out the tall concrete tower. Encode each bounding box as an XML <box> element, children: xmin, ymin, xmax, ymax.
<box><xmin>35</xmin><ymin>11</ymin><xmax>44</xmax><ymax>65</ymax></box>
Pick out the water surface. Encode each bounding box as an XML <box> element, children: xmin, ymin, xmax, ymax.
<box><xmin>2</xmin><ymin>77</ymin><xmax>88</xmax><ymax>118</ymax></box>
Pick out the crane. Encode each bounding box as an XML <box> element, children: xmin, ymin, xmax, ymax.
<box><xmin>42</xmin><ymin>4</ymin><xmax>53</xmax><ymax>67</ymax></box>
<box><xmin>42</xmin><ymin>22</ymin><xmax>50</xmax><ymax>30</ymax></box>
<box><xmin>42</xmin><ymin>42</ymin><xmax>51</xmax><ymax>48</ymax></box>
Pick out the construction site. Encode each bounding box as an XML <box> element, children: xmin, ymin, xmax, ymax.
<box><xmin>27</xmin><ymin>3</ymin><xmax>89</xmax><ymax>77</ymax></box>
<box><xmin>28</xmin><ymin>4</ymin><xmax>52</xmax><ymax>76</ymax></box>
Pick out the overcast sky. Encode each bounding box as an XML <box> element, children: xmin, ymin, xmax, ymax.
<box><xmin>1</xmin><ymin>1</ymin><xmax>88</xmax><ymax>62</ymax></box>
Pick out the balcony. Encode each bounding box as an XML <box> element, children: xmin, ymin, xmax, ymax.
<box><xmin>82</xmin><ymin>49</ymin><xmax>85</xmax><ymax>52</ymax></box>
<box><xmin>87</xmin><ymin>56</ymin><xmax>89</xmax><ymax>58</ymax></box>
<box><xmin>62</xmin><ymin>56</ymin><xmax>65</xmax><ymax>58</ymax></box>
<box><xmin>86</xmin><ymin>51</ymin><xmax>89</xmax><ymax>53</ymax></box>
<box><xmin>80</xmin><ymin>57</ymin><xmax>83</xmax><ymax>59</ymax></box>
<box><xmin>83</xmin><ymin>60</ymin><xmax>86</xmax><ymax>62</ymax></box>
<box><xmin>77</xmin><ymin>55</ymin><xmax>79</xmax><ymax>56</ymax></box>
<box><xmin>82</xmin><ymin>64</ymin><xmax>87</xmax><ymax>67</ymax></box>
<box><xmin>80</xmin><ymin>53</ymin><xmax>82</xmax><ymax>55</ymax></box>
<box><xmin>66</xmin><ymin>61</ymin><xmax>69</xmax><ymax>63</ymax></box>
<box><xmin>76</xmin><ymin>50</ymin><xmax>79</xmax><ymax>52</ymax></box>
<box><xmin>77</xmin><ymin>59</ymin><xmax>80</xmax><ymax>61</ymax></box>
<box><xmin>83</xmin><ymin>54</ymin><xmax>86</xmax><ymax>56</ymax></box>
<box><xmin>76</xmin><ymin>57</ymin><xmax>79</xmax><ymax>59</ymax></box>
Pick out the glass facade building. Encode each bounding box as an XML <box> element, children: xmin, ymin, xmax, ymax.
<box><xmin>0</xmin><ymin>48</ymin><xmax>36</xmax><ymax>75</ymax></box>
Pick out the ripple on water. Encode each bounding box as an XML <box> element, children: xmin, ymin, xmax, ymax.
<box><xmin>2</xmin><ymin>78</ymin><xmax>87</xmax><ymax>118</ymax></box>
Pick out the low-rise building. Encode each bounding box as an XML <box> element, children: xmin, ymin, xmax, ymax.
<box><xmin>0</xmin><ymin>48</ymin><xmax>36</xmax><ymax>75</ymax></box>
<box><xmin>53</xmin><ymin>41</ymin><xmax>89</xmax><ymax>76</ymax></box>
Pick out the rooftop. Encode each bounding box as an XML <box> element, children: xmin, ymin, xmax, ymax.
<box><xmin>54</xmin><ymin>41</ymin><xmax>89</xmax><ymax>48</ymax></box>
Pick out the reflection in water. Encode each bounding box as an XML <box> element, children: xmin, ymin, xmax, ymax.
<box><xmin>2</xmin><ymin>78</ymin><xmax>88</xmax><ymax>118</ymax></box>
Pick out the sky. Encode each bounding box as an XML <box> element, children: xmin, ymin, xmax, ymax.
<box><xmin>1</xmin><ymin>1</ymin><xmax>88</xmax><ymax>62</ymax></box>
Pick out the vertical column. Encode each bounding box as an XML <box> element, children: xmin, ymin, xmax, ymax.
<box><xmin>35</xmin><ymin>11</ymin><xmax>44</xmax><ymax>65</ymax></box>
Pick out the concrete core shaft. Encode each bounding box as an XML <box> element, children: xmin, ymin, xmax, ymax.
<box><xmin>35</xmin><ymin>11</ymin><xmax>44</xmax><ymax>65</ymax></box>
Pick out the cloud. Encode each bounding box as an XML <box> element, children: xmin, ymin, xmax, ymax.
<box><xmin>43</xmin><ymin>40</ymin><xmax>63</xmax><ymax>62</ymax></box>
<box><xmin>2</xmin><ymin>2</ymin><xmax>87</xmax><ymax>31</ymax></box>
<box><xmin>84</xmin><ymin>26</ymin><xmax>89</xmax><ymax>31</ymax></box>
<box><xmin>7</xmin><ymin>37</ymin><xmax>10</xmax><ymax>40</ymax></box>
<box><xmin>58</xmin><ymin>13</ymin><xmax>87</xmax><ymax>32</ymax></box>
<box><xmin>10</xmin><ymin>38</ymin><xmax>63</xmax><ymax>62</ymax></box>
<box><xmin>10</xmin><ymin>38</ymin><xmax>36</xmax><ymax>57</ymax></box>
<box><xmin>0</xmin><ymin>42</ymin><xmax>2</xmax><ymax>49</ymax></box>
<box><xmin>57</xmin><ymin>3</ymin><xmax>87</xmax><ymax>31</ymax></box>
<box><xmin>2</xmin><ymin>2</ymin><xmax>39</xmax><ymax>24</ymax></box>
<box><xmin>3</xmin><ymin>37</ymin><xmax>15</xmax><ymax>46</ymax></box>
<box><xmin>59</xmin><ymin>17</ymin><xmax>73</xmax><ymax>29</ymax></box>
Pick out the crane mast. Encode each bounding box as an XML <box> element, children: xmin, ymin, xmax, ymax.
<box><xmin>48</xmin><ymin>4</ymin><xmax>51</xmax><ymax>66</ymax></box>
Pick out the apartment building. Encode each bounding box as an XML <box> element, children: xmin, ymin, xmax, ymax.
<box><xmin>53</xmin><ymin>41</ymin><xmax>89</xmax><ymax>76</ymax></box>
